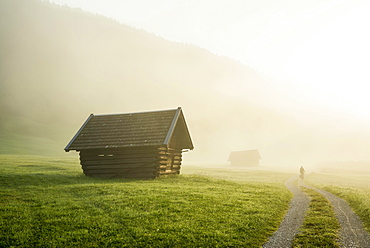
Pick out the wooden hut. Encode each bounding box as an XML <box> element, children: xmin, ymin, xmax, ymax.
<box><xmin>228</xmin><ymin>149</ymin><xmax>261</xmax><ymax>167</ymax></box>
<box><xmin>64</xmin><ymin>107</ymin><xmax>194</xmax><ymax>179</ymax></box>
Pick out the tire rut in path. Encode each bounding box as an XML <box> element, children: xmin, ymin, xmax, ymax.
<box><xmin>299</xmin><ymin>180</ymin><xmax>370</xmax><ymax>248</ymax></box>
<box><xmin>263</xmin><ymin>175</ymin><xmax>310</xmax><ymax>248</ymax></box>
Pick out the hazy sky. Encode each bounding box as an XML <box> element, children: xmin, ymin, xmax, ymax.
<box><xmin>47</xmin><ymin>0</ymin><xmax>370</xmax><ymax>119</ymax></box>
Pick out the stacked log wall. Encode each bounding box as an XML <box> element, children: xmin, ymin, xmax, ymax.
<box><xmin>157</xmin><ymin>147</ymin><xmax>182</xmax><ymax>176</ymax></box>
<box><xmin>79</xmin><ymin>146</ymin><xmax>183</xmax><ymax>179</ymax></box>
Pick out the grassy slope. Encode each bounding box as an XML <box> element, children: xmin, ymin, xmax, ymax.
<box><xmin>0</xmin><ymin>155</ymin><xmax>292</xmax><ymax>247</ymax></box>
<box><xmin>306</xmin><ymin>173</ymin><xmax>370</xmax><ymax>233</ymax></box>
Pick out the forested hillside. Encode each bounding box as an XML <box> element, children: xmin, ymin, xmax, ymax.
<box><xmin>0</xmin><ymin>0</ymin><xmax>280</xmax><ymax>158</ymax></box>
<box><xmin>1</xmin><ymin>0</ymin><xmax>370</xmax><ymax>166</ymax></box>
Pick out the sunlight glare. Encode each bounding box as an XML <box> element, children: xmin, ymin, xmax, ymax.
<box><xmin>284</xmin><ymin>3</ymin><xmax>370</xmax><ymax>119</ymax></box>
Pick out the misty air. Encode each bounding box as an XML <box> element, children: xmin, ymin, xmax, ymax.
<box><xmin>1</xmin><ymin>0</ymin><xmax>369</xmax><ymax>247</ymax></box>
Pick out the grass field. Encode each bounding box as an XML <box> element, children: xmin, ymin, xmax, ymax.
<box><xmin>305</xmin><ymin>172</ymin><xmax>370</xmax><ymax>233</ymax></box>
<box><xmin>0</xmin><ymin>155</ymin><xmax>292</xmax><ymax>247</ymax></box>
<box><xmin>181</xmin><ymin>165</ymin><xmax>294</xmax><ymax>183</ymax></box>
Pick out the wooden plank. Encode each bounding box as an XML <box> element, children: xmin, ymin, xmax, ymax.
<box><xmin>84</xmin><ymin>172</ymin><xmax>157</xmax><ymax>179</ymax></box>
<box><xmin>81</xmin><ymin>164</ymin><xmax>158</xmax><ymax>170</ymax></box>
<box><xmin>82</xmin><ymin>164</ymin><xmax>158</xmax><ymax>170</ymax></box>
<box><xmin>80</xmin><ymin>151</ymin><xmax>158</xmax><ymax>158</ymax></box>
<box><xmin>81</xmin><ymin>158</ymin><xmax>157</xmax><ymax>165</ymax></box>
<box><xmin>83</xmin><ymin>168</ymin><xmax>157</xmax><ymax>174</ymax></box>
<box><xmin>83</xmin><ymin>166</ymin><xmax>157</xmax><ymax>173</ymax></box>
<box><xmin>80</xmin><ymin>153</ymin><xmax>158</xmax><ymax>159</ymax></box>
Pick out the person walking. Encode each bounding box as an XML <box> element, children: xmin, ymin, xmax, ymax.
<box><xmin>299</xmin><ymin>166</ymin><xmax>305</xmax><ymax>180</ymax></box>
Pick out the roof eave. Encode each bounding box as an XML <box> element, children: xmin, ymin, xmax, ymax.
<box><xmin>163</xmin><ymin>107</ymin><xmax>182</xmax><ymax>146</ymax></box>
<box><xmin>163</xmin><ymin>107</ymin><xmax>194</xmax><ymax>150</ymax></box>
<box><xmin>64</xmin><ymin>114</ymin><xmax>94</xmax><ymax>152</ymax></box>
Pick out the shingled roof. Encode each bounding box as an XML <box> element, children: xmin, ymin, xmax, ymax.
<box><xmin>65</xmin><ymin>107</ymin><xmax>193</xmax><ymax>151</ymax></box>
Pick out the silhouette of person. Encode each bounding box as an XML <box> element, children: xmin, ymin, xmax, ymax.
<box><xmin>299</xmin><ymin>166</ymin><xmax>305</xmax><ymax>180</ymax></box>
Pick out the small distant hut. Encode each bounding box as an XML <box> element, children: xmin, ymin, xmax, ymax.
<box><xmin>228</xmin><ymin>149</ymin><xmax>261</xmax><ymax>167</ymax></box>
<box><xmin>64</xmin><ymin>107</ymin><xmax>194</xmax><ymax>179</ymax></box>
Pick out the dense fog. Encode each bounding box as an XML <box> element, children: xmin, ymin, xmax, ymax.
<box><xmin>1</xmin><ymin>0</ymin><xmax>370</xmax><ymax>172</ymax></box>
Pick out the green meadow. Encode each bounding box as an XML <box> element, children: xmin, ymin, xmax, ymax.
<box><xmin>0</xmin><ymin>155</ymin><xmax>292</xmax><ymax>247</ymax></box>
<box><xmin>2</xmin><ymin>156</ymin><xmax>369</xmax><ymax>247</ymax></box>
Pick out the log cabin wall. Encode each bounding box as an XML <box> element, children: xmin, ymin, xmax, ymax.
<box><xmin>79</xmin><ymin>146</ymin><xmax>183</xmax><ymax>179</ymax></box>
<box><xmin>158</xmin><ymin>148</ymin><xmax>182</xmax><ymax>176</ymax></box>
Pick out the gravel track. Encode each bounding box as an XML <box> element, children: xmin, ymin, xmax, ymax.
<box><xmin>263</xmin><ymin>175</ymin><xmax>310</xmax><ymax>248</ymax></box>
<box><xmin>300</xmin><ymin>180</ymin><xmax>370</xmax><ymax>248</ymax></box>
<box><xmin>263</xmin><ymin>175</ymin><xmax>370</xmax><ymax>248</ymax></box>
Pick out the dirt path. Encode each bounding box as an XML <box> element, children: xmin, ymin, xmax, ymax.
<box><xmin>263</xmin><ymin>175</ymin><xmax>310</xmax><ymax>248</ymax></box>
<box><xmin>300</xmin><ymin>180</ymin><xmax>370</xmax><ymax>248</ymax></box>
<box><xmin>263</xmin><ymin>175</ymin><xmax>370</xmax><ymax>248</ymax></box>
